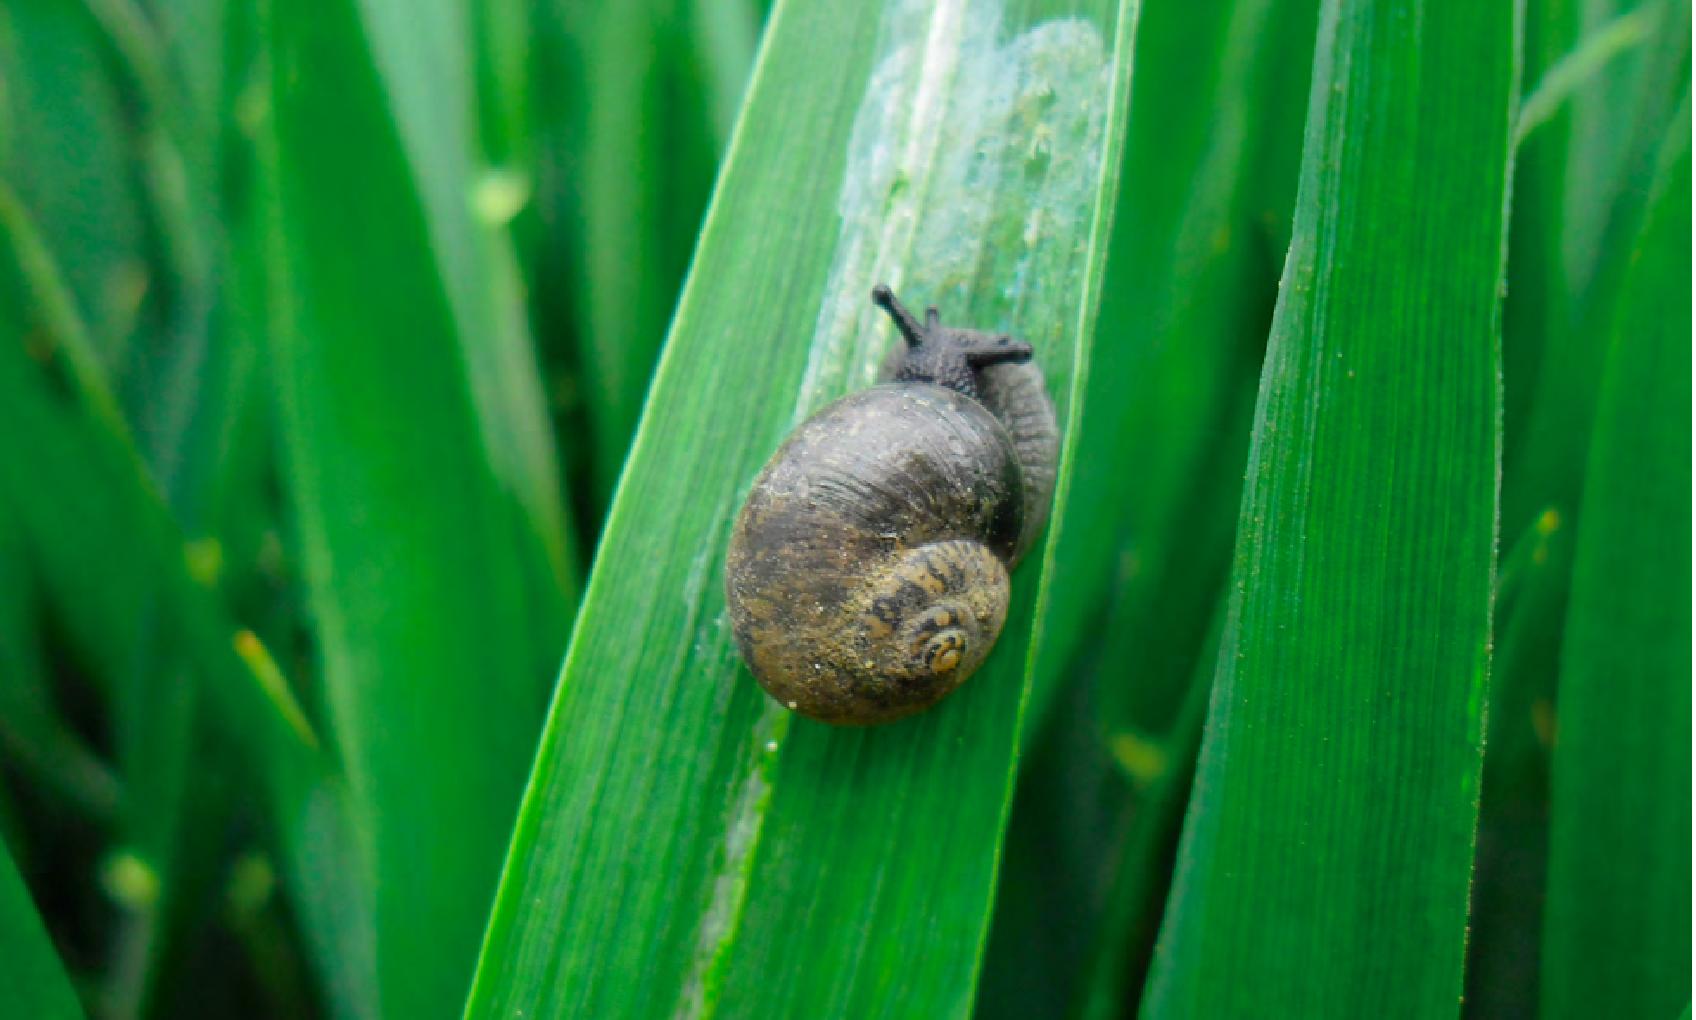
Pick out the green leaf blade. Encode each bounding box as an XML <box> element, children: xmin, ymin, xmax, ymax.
<box><xmin>1143</xmin><ymin>0</ymin><xmax>1518</xmax><ymax>1014</ymax></box>
<box><xmin>1541</xmin><ymin>94</ymin><xmax>1691</xmax><ymax>1020</ymax></box>
<box><xmin>268</xmin><ymin>1</ymin><xmax>574</xmax><ymax>1015</ymax></box>
<box><xmin>356</xmin><ymin>0</ymin><xmax>581</xmax><ymax>626</ymax></box>
<box><xmin>467</xmin><ymin>1</ymin><xmax>1138</xmax><ymax>1016</ymax></box>
<box><xmin>0</xmin><ymin>170</ymin><xmax>365</xmax><ymax>1019</ymax></box>
<box><xmin>466</xmin><ymin>5</ymin><xmax>885</xmax><ymax>1011</ymax></box>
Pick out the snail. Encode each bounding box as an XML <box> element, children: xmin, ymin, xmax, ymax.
<box><xmin>724</xmin><ymin>284</ymin><xmax>1058</xmax><ymax>725</ymax></box>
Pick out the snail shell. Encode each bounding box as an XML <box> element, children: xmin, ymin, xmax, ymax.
<box><xmin>880</xmin><ymin>340</ymin><xmax>1058</xmax><ymax>563</ymax></box>
<box><xmin>725</xmin><ymin>286</ymin><xmax>1057</xmax><ymax>725</ymax></box>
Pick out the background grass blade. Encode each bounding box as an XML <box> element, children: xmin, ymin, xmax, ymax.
<box><xmin>573</xmin><ymin>1</ymin><xmax>736</xmax><ymax>506</ymax></box>
<box><xmin>69</xmin><ymin>4</ymin><xmax>234</xmax><ymax>1007</ymax></box>
<box><xmin>0</xmin><ymin>498</ymin><xmax>121</xmax><ymax>827</ymax></box>
<box><xmin>1073</xmin><ymin>597</ymin><xmax>1218</xmax><ymax>1020</ymax></box>
<box><xmin>355</xmin><ymin>0</ymin><xmax>580</xmax><ymax>622</ymax></box>
<box><xmin>1540</xmin><ymin>95</ymin><xmax>1690</xmax><ymax>1020</ymax></box>
<box><xmin>1466</xmin><ymin>3</ymin><xmax>1587</xmax><ymax>1007</ymax></box>
<box><xmin>514</xmin><ymin>0</ymin><xmax>755</xmax><ymax>530</ymax></box>
<box><xmin>1141</xmin><ymin>0</ymin><xmax>1517</xmax><ymax>1014</ymax></box>
<box><xmin>0</xmin><ymin>168</ymin><xmax>373</xmax><ymax>1019</ymax></box>
<box><xmin>0</xmin><ymin>836</ymin><xmax>83</xmax><ymax>1019</ymax></box>
<box><xmin>978</xmin><ymin>0</ymin><xmax>1314</xmax><ymax>1013</ymax></box>
<box><xmin>1472</xmin><ymin>3</ymin><xmax>1688</xmax><ymax>1004</ymax></box>
<box><xmin>266</xmin><ymin>0</ymin><xmax>577</xmax><ymax>1015</ymax></box>
<box><xmin>1025</xmin><ymin>0</ymin><xmax>1307</xmax><ymax>730</ymax></box>
<box><xmin>1504</xmin><ymin>0</ymin><xmax>1689</xmax><ymax>538</ymax></box>
<box><xmin>466</xmin><ymin>0</ymin><xmax>1137</xmax><ymax>1015</ymax></box>
<box><xmin>0</xmin><ymin>0</ymin><xmax>151</xmax><ymax>370</ymax></box>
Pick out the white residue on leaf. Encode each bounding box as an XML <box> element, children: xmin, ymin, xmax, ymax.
<box><xmin>793</xmin><ymin>0</ymin><xmax>1111</xmax><ymax>425</ymax></box>
<box><xmin>674</xmin><ymin>703</ymin><xmax>789</xmax><ymax>1019</ymax></box>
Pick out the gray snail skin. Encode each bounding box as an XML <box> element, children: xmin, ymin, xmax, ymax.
<box><xmin>725</xmin><ymin>285</ymin><xmax>1058</xmax><ymax>725</ymax></box>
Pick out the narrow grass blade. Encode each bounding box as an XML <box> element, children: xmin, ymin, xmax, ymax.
<box><xmin>1541</xmin><ymin>95</ymin><xmax>1690</xmax><ymax>1020</ymax></box>
<box><xmin>1500</xmin><ymin>0</ymin><xmax>1581</xmax><ymax>465</ymax></box>
<box><xmin>1475</xmin><ymin>4</ymin><xmax>1688</xmax><ymax>1003</ymax></box>
<box><xmin>355</xmin><ymin>0</ymin><xmax>580</xmax><ymax>624</ymax></box>
<box><xmin>0</xmin><ymin>174</ymin><xmax>369</xmax><ymax>1018</ymax></box>
<box><xmin>1076</xmin><ymin>598</ymin><xmax>1220</xmax><ymax>1020</ymax></box>
<box><xmin>1467</xmin><ymin>505</ymin><xmax>1572</xmax><ymax>1012</ymax></box>
<box><xmin>1504</xmin><ymin>0</ymin><xmax>1689</xmax><ymax>537</ymax></box>
<box><xmin>575</xmin><ymin>2</ymin><xmax>725</xmax><ymax>505</ymax></box>
<box><xmin>0</xmin><ymin>837</ymin><xmax>83</xmax><ymax>1019</ymax></box>
<box><xmin>267</xmin><ymin>1</ymin><xmax>575</xmax><ymax>1015</ymax></box>
<box><xmin>1142</xmin><ymin>0</ymin><xmax>1518</xmax><ymax>1013</ymax></box>
<box><xmin>1557</xmin><ymin>0</ymin><xmax>1688</xmax><ymax>306</ymax></box>
<box><xmin>0</xmin><ymin>181</ymin><xmax>319</xmax><ymax>775</ymax></box>
<box><xmin>466</xmin><ymin>1</ymin><xmax>1138</xmax><ymax>1015</ymax></box>
<box><xmin>1515</xmin><ymin>5</ymin><xmax>1659</xmax><ymax>147</ymax></box>
<box><xmin>1023</xmin><ymin>0</ymin><xmax>1314</xmax><ymax>741</ymax></box>
<box><xmin>471</xmin><ymin>0</ymin><xmax>531</xmax><ymax>166</ymax></box>
<box><xmin>712</xmin><ymin>2</ymin><xmax>1136</xmax><ymax>1001</ymax></box>
<box><xmin>980</xmin><ymin>0</ymin><xmax>1314</xmax><ymax>1012</ymax></box>
<box><xmin>688</xmin><ymin>0</ymin><xmax>762</xmax><ymax>143</ymax></box>
<box><xmin>70</xmin><ymin>6</ymin><xmax>233</xmax><ymax>1006</ymax></box>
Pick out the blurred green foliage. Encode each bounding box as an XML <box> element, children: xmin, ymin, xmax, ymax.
<box><xmin>0</xmin><ymin>0</ymin><xmax>1688</xmax><ymax>1017</ymax></box>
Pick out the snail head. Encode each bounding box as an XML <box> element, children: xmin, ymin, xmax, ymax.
<box><xmin>872</xmin><ymin>284</ymin><xmax>1033</xmax><ymax>398</ymax></box>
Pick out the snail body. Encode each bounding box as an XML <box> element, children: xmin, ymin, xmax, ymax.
<box><xmin>725</xmin><ymin>286</ymin><xmax>1057</xmax><ymax>725</ymax></box>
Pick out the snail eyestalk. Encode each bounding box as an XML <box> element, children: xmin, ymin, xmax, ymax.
<box><xmin>872</xmin><ymin>283</ymin><xmax>1034</xmax><ymax>397</ymax></box>
<box><xmin>964</xmin><ymin>337</ymin><xmax>1034</xmax><ymax>367</ymax></box>
<box><xmin>872</xmin><ymin>284</ymin><xmax>927</xmax><ymax>346</ymax></box>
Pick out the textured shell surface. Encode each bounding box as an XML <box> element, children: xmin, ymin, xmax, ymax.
<box><xmin>725</xmin><ymin>384</ymin><xmax>1025</xmax><ymax>725</ymax></box>
<box><xmin>882</xmin><ymin>349</ymin><xmax>1059</xmax><ymax>563</ymax></box>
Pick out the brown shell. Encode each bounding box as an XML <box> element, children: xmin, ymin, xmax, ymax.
<box><xmin>877</xmin><ymin>347</ymin><xmax>1058</xmax><ymax>562</ymax></box>
<box><xmin>725</xmin><ymin>384</ymin><xmax>1024</xmax><ymax>724</ymax></box>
